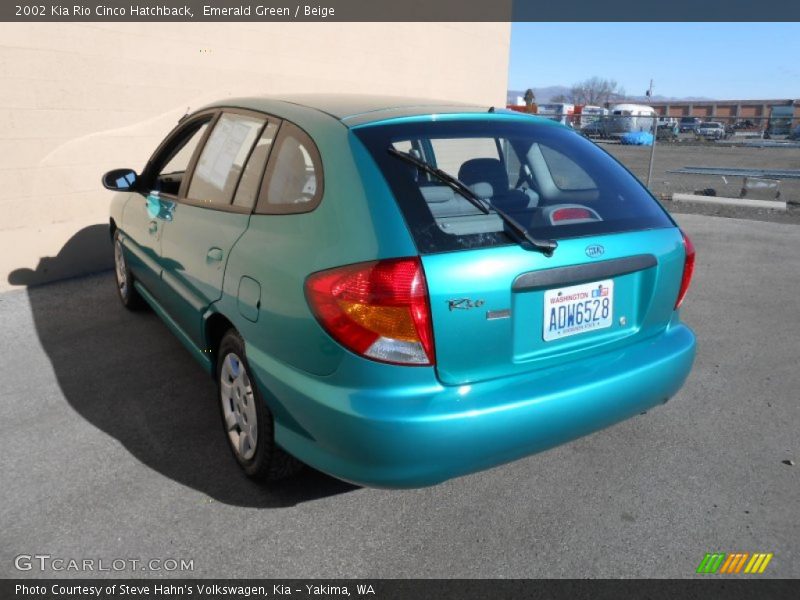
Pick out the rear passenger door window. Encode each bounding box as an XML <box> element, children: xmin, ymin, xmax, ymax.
<box><xmin>186</xmin><ymin>112</ymin><xmax>266</xmax><ymax>207</ymax></box>
<box><xmin>233</xmin><ymin>121</ymin><xmax>279</xmax><ymax>209</ymax></box>
<box><xmin>256</xmin><ymin>122</ymin><xmax>323</xmax><ymax>214</ymax></box>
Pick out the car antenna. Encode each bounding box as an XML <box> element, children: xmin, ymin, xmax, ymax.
<box><xmin>488</xmin><ymin>106</ymin><xmax>495</xmax><ymax>113</ymax></box>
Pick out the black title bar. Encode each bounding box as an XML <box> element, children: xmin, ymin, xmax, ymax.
<box><xmin>4</xmin><ymin>579</ymin><xmax>799</xmax><ymax>600</ymax></box>
<box><xmin>3</xmin><ymin>0</ymin><xmax>800</xmax><ymax>21</ymax></box>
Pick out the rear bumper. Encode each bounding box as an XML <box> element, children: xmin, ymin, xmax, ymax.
<box><xmin>248</xmin><ymin>323</ymin><xmax>696</xmax><ymax>488</ymax></box>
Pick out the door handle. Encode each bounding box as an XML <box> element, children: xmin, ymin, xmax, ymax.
<box><xmin>148</xmin><ymin>221</ymin><xmax>158</xmax><ymax>234</ymax></box>
<box><xmin>206</xmin><ymin>247</ymin><xmax>224</xmax><ymax>263</ymax></box>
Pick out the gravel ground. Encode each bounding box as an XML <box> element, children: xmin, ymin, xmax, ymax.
<box><xmin>601</xmin><ymin>140</ymin><xmax>800</xmax><ymax>226</ymax></box>
<box><xmin>604</xmin><ymin>141</ymin><xmax>800</xmax><ymax>201</ymax></box>
<box><xmin>660</xmin><ymin>198</ymin><xmax>800</xmax><ymax>226</ymax></box>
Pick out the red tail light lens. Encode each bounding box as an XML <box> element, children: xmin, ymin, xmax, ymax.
<box><xmin>675</xmin><ymin>230</ymin><xmax>696</xmax><ymax>309</ymax></box>
<box><xmin>305</xmin><ymin>257</ymin><xmax>435</xmax><ymax>366</ymax></box>
<box><xmin>551</xmin><ymin>207</ymin><xmax>594</xmax><ymax>222</ymax></box>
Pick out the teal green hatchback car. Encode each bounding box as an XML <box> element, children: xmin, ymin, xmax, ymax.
<box><xmin>103</xmin><ymin>95</ymin><xmax>696</xmax><ymax>488</ymax></box>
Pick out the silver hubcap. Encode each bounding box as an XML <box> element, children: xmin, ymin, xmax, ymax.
<box><xmin>114</xmin><ymin>238</ymin><xmax>128</xmax><ymax>298</ymax></box>
<box><xmin>220</xmin><ymin>353</ymin><xmax>258</xmax><ymax>461</ymax></box>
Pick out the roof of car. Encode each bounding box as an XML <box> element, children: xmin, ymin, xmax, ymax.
<box><xmin>202</xmin><ymin>94</ymin><xmax>497</xmax><ymax>127</ymax></box>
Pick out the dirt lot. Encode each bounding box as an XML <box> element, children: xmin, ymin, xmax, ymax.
<box><xmin>603</xmin><ymin>141</ymin><xmax>800</xmax><ymax>225</ymax></box>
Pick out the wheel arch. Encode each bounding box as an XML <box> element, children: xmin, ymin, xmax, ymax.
<box><xmin>204</xmin><ymin>311</ymin><xmax>236</xmax><ymax>377</ymax></box>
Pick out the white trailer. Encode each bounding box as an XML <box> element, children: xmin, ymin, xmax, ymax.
<box><xmin>607</xmin><ymin>103</ymin><xmax>657</xmax><ymax>136</ymax></box>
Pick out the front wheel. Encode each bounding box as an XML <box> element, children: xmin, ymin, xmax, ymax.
<box><xmin>217</xmin><ymin>330</ymin><xmax>303</xmax><ymax>481</ymax></box>
<box><xmin>113</xmin><ymin>231</ymin><xmax>145</xmax><ymax>310</ymax></box>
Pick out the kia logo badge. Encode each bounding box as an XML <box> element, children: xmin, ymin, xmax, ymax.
<box><xmin>585</xmin><ymin>244</ymin><xmax>604</xmax><ymax>258</ymax></box>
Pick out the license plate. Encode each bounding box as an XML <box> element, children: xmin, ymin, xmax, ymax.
<box><xmin>543</xmin><ymin>279</ymin><xmax>614</xmax><ymax>341</ymax></box>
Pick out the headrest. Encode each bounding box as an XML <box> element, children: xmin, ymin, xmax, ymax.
<box><xmin>458</xmin><ymin>158</ymin><xmax>509</xmax><ymax>196</ymax></box>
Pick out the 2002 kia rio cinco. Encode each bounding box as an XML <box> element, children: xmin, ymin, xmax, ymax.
<box><xmin>103</xmin><ymin>95</ymin><xmax>696</xmax><ymax>488</ymax></box>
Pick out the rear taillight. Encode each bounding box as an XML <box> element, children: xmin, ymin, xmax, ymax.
<box><xmin>551</xmin><ymin>207</ymin><xmax>594</xmax><ymax>222</ymax></box>
<box><xmin>305</xmin><ymin>257</ymin><xmax>435</xmax><ymax>366</ymax></box>
<box><xmin>675</xmin><ymin>230</ymin><xmax>696</xmax><ymax>309</ymax></box>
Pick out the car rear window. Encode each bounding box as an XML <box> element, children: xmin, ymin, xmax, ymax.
<box><xmin>354</xmin><ymin>119</ymin><xmax>674</xmax><ymax>254</ymax></box>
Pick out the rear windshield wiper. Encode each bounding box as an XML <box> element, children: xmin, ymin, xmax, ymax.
<box><xmin>388</xmin><ymin>147</ymin><xmax>557</xmax><ymax>256</ymax></box>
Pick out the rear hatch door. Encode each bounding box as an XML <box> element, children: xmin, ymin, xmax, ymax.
<box><xmin>422</xmin><ymin>227</ymin><xmax>685</xmax><ymax>385</ymax></box>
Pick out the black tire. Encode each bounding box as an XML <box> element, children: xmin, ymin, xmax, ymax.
<box><xmin>216</xmin><ymin>329</ymin><xmax>303</xmax><ymax>481</ymax></box>
<box><xmin>113</xmin><ymin>230</ymin><xmax>145</xmax><ymax>310</ymax></box>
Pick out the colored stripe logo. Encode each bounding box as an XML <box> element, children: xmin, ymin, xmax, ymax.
<box><xmin>696</xmin><ymin>552</ymin><xmax>773</xmax><ymax>574</ymax></box>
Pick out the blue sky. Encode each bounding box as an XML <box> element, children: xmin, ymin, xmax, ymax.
<box><xmin>509</xmin><ymin>23</ymin><xmax>800</xmax><ymax>99</ymax></box>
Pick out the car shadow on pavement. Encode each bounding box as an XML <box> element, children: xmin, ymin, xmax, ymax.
<box><xmin>10</xmin><ymin>225</ymin><xmax>358</xmax><ymax>508</ymax></box>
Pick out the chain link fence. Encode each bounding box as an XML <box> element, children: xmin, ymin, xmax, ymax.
<box><xmin>570</xmin><ymin>114</ymin><xmax>800</xmax><ymax>208</ymax></box>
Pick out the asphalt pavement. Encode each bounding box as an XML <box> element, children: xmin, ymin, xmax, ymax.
<box><xmin>0</xmin><ymin>213</ymin><xmax>797</xmax><ymax>578</ymax></box>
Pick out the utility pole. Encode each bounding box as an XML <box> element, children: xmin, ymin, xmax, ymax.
<box><xmin>646</xmin><ymin>79</ymin><xmax>657</xmax><ymax>189</ymax></box>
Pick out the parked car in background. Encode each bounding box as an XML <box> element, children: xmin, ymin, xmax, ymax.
<box><xmin>656</xmin><ymin>122</ymin><xmax>679</xmax><ymax>141</ymax></box>
<box><xmin>733</xmin><ymin>119</ymin><xmax>756</xmax><ymax>130</ymax></box>
<box><xmin>695</xmin><ymin>121</ymin><xmax>727</xmax><ymax>140</ymax></box>
<box><xmin>103</xmin><ymin>95</ymin><xmax>696</xmax><ymax>488</ymax></box>
<box><xmin>679</xmin><ymin>116</ymin><xmax>702</xmax><ymax>133</ymax></box>
<box><xmin>724</xmin><ymin>122</ymin><xmax>736</xmax><ymax>138</ymax></box>
<box><xmin>580</xmin><ymin>119</ymin><xmax>608</xmax><ymax>138</ymax></box>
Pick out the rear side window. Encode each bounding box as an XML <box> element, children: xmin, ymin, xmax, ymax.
<box><xmin>354</xmin><ymin>120</ymin><xmax>673</xmax><ymax>254</ymax></box>
<box><xmin>187</xmin><ymin>113</ymin><xmax>265</xmax><ymax>206</ymax></box>
<box><xmin>256</xmin><ymin>122</ymin><xmax>323</xmax><ymax>214</ymax></box>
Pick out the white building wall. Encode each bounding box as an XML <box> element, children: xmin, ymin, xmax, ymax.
<box><xmin>0</xmin><ymin>22</ymin><xmax>511</xmax><ymax>288</ymax></box>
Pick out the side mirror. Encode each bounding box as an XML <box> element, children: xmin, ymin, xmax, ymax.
<box><xmin>102</xmin><ymin>168</ymin><xmax>138</xmax><ymax>191</ymax></box>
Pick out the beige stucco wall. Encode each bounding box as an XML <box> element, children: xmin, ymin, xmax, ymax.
<box><xmin>0</xmin><ymin>22</ymin><xmax>511</xmax><ymax>289</ymax></box>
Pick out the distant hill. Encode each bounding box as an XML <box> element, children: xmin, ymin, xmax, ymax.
<box><xmin>508</xmin><ymin>87</ymin><xmax>712</xmax><ymax>105</ymax></box>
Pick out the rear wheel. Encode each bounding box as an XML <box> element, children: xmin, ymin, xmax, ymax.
<box><xmin>113</xmin><ymin>231</ymin><xmax>145</xmax><ymax>310</ymax></box>
<box><xmin>217</xmin><ymin>330</ymin><xmax>303</xmax><ymax>481</ymax></box>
